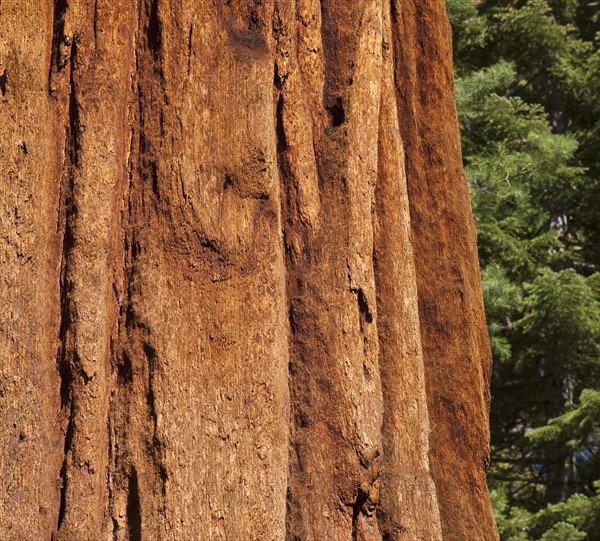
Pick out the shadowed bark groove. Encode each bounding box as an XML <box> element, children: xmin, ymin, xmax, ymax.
<box><xmin>0</xmin><ymin>1</ymin><xmax>498</xmax><ymax>540</ymax></box>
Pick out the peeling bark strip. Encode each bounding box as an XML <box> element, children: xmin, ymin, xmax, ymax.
<box><xmin>0</xmin><ymin>1</ymin><xmax>498</xmax><ymax>541</ymax></box>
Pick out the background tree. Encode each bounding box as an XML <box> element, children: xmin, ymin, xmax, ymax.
<box><xmin>448</xmin><ymin>0</ymin><xmax>600</xmax><ymax>539</ymax></box>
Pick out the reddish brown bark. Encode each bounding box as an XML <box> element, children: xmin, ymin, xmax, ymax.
<box><xmin>0</xmin><ymin>1</ymin><xmax>498</xmax><ymax>540</ymax></box>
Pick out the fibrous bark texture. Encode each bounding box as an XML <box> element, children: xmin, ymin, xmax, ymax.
<box><xmin>0</xmin><ymin>1</ymin><xmax>498</xmax><ymax>540</ymax></box>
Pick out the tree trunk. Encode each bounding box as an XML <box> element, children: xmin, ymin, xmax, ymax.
<box><xmin>0</xmin><ymin>1</ymin><xmax>498</xmax><ymax>540</ymax></box>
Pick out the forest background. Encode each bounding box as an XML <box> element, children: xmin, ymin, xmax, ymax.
<box><xmin>447</xmin><ymin>0</ymin><xmax>600</xmax><ymax>538</ymax></box>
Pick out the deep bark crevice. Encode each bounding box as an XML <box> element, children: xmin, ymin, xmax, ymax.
<box><xmin>275</xmin><ymin>92</ymin><xmax>287</xmax><ymax>155</ymax></box>
<box><xmin>351</xmin><ymin>487</ymin><xmax>370</xmax><ymax>541</ymax></box>
<box><xmin>126</xmin><ymin>467</ymin><xmax>143</xmax><ymax>541</ymax></box>
<box><xmin>56</xmin><ymin>34</ymin><xmax>79</xmax><ymax>414</ymax></box>
<box><xmin>56</xmin><ymin>400</ymin><xmax>75</xmax><ymax>532</ymax></box>
<box><xmin>142</xmin><ymin>342</ymin><xmax>168</xmax><ymax>503</ymax></box>
<box><xmin>186</xmin><ymin>16</ymin><xmax>194</xmax><ymax>77</ymax></box>
<box><xmin>49</xmin><ymin>0</ymin><xmax>69</xmax><ymax>90</ymax></box>
<box><xmin>93</xmin><ymin>0</ymin><xmax>99</xmax><ymax>48</ymax></box>
<box><xmin>56</xmin><ymin>460</ymin><xmax>68</xmax><ymax>532</ymax></box>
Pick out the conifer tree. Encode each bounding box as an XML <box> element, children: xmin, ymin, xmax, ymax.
<box><xmin>448</xmin><ymin>0</ymin><xmax>600</xmax><ymax>538</ymax></box>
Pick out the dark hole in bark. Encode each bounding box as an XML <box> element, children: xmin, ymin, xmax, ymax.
<box><xmin>118</xmin><ymin>350</ymin><xmax>134</xmax><ymax>385</ymax></box>
<box><xmin>223</xmin><ymin>173</ymin><xmax>235</xmax><ymax>191</ymax></box>
<box><xmin>327</xmin><ymin>97</ymin><xmax>345</xmax><ymax>127</ymax></box>
<box><xmin>0</xmin><ymin>69</ymin><xmax>7</xmax><ymax>96</ymax></box>
<box><xmin>357</xmin><ymin>288</ymin><xmax>373</xmax><ymax>324</ymax></box>
<box><xmin>147</xmin><ymin>0</ymin><xmax>162</xmax><ymax>56</ymax></box>
<box><xmin>351</xmin><ymin>487</ymin><xmax>370</xmax><ymax>540</ymax></box>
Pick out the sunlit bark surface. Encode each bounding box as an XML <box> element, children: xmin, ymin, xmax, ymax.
<box><xmin>0</xmin><ymin>1</ymin><xmax>498</xmax><ymax>540</ymax></box>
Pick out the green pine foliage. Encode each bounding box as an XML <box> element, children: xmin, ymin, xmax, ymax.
<box><xmin>448</xmin><ymin>0</ymin><xmax>600</xmax><ymax>538</ymax></box>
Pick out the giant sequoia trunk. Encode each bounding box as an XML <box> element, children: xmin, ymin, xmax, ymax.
<box><xmin>0</xmin><ymin>1</ymin><xmax>498</xmax><ymax>540</ymax></box>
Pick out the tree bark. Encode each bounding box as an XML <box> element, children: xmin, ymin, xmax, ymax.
<box><xmin>0</xmin><ymin>1</ymin><xmax>498</xmax><ymax>540</ymax></box>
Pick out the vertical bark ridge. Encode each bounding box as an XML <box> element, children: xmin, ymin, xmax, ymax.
<box><xmin>281</xmin><ymin>1</ymin><xmax>386</xmax><ymax>539</ymax></box>
<box><xmin>390</xmin><ymin>1</ymin><xmax>498</xmax><ymax>540</ymax></box>
<box><xmin>50</xmin><ymin>2</ymin><xmax>137</xmax><ymax>539</ymax></box>
<box><xmin>109</xmin><ymin>2</ymin><xmax>171</xmax><ymax>537</ymax></box>
<box><xmin>113</xmin><ymin>2</ymin><xmax>290</xmax><ymax>538</ymax></box>
<box><xmin>372</xmin><ymin>2</ymin><xmax>443</xmax><ymax>539</ymax></box>
<box><xmin>1</xmin><ymin>2</ymin><xmax>64</xmax><ymax>539</ymax></box>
